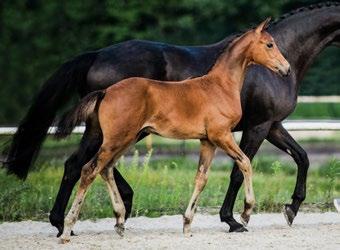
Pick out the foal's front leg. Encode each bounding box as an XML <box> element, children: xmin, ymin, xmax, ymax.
<box><xmin>183</xmin><ymin>140</ymin><xmax>216</xmax><ymax>236</ymax></box>
<box><xmin>101</xmin><ymin>166</ymin><xmax>126</xmax><ymax>236</ymax></box>
<box><xmin>211</xmin><ymin>132</ymin><xmax>255</xmax><ymax>226</ymax></box>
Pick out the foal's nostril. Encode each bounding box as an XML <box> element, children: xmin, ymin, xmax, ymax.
<box><xmin>287</xmin><ymin>67</ymin><xmax>291</xmax><ymax>75</ymax></box>
<box><xmin>284</xmin><ymin>67</ymin><xmax>291</xmax><ymax>77</ymax></box>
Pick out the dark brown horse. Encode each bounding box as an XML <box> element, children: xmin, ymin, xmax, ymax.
<box><xmin>56</xmin><ymin>20</ymin><xmax>290</xmax><ymax>243</ymax></box>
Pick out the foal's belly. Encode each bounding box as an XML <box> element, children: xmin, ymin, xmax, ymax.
<box><xmin>143</xmin><ymin>120</ymin><xmax>206</xmax><ymax>140</ymax></box>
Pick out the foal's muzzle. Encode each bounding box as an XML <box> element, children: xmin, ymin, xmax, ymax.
<box><xmin>277</xmin><ymin>65</ymin><xmax>291</xmax><ymax>77</ymax></box>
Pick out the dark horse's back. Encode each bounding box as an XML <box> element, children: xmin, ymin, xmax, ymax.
<box><xmin>86</xmin><ymin>39</ymin><xmax>221</xmax><ymax>91</ymax></box>
<box><xmin>2</xmin><ymin>38</ymin><xmax>224</xmax><ymax>179</ymax></box>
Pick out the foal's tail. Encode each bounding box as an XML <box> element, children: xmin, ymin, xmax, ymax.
<box><xmin>55</xmin><ymin>91</ymin><xmax>105</xmax><ymax>139</ymax></box>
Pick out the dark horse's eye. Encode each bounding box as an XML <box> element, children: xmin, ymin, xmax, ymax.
<box><xmin>266</xmin><ymin>43</ymin><xmax>273</xmax><ymax>48</ymax></box>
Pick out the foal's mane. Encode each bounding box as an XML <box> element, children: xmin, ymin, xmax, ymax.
<box><xmin>206</xmin><ymin>1</ymin><xmax>340</xmax><ymax>73</ymax></box>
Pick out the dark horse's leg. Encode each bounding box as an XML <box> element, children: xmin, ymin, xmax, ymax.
<box><xmin>266</xmin><ymin>122</ymin><xmax>309</xmax><ymax>226</ymax></box>
<box><xmin>220</xmin><ymin>122</ymin><xmax>272</xmax><ymax>232</ymax></box>
<box><xmin>49</xmin><ymin>121</ymin><xmax>134</xmax><ymax>237</ymax></box>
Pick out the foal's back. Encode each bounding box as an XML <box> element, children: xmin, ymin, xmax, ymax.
<box><xmin>99</xmin><ymin>76</ymin><xmax>224</xmax><ymax>140</ymax></box>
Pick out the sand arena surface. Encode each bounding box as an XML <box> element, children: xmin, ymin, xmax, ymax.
<box><xmin>0</xmin><ymin>213</ymin><xmax>339</xmax><ymax>249</ymax></box>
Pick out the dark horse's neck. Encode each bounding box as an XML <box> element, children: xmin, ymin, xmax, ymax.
<box><xmin>202</xmin><ymin>3</ymin><xmax>340</xmax><ymax>90</ymax></box>
<box><xmin>268</xmin><ymin>3</ymin><xmax>340</xmax><ymax>84</ymax></box>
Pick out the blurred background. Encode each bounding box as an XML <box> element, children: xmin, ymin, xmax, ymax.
<box><xmin>1</xmin><ymin>0</ymin><xmax>340</xmax><ymax>123</ymax></box>
<box><xmin>0</xmin><ymin>0</ymin><xmax>339</xmax><ymax>221</ymax></box>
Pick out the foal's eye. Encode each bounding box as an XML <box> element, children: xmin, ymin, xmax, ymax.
<box><xmin>266</xmin><ymin>43</ymin><xmax>273</xmax><ymax>48</ymax></box>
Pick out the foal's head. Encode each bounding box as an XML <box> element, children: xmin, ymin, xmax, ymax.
<box><xmin>248</xmin><ymin>18</ymin><xmax>291</xmax><ymax>77</ymax></box>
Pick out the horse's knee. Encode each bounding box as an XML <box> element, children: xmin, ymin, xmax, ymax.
<box><xmin>64</xmin><ymin>216</ymin><xmax>72</xmax><ymax>227</ymax></box>
<box><xmin>64</xmin><ymin>157</ymin><xmax>74</xmax><ymax>173</ymax></box>
<box><xmin>121</xmin><ymin>186</ymin><xmax>134</xmax><ymax>203</ymax></box>
<box><xmin>195</xmin><ymin>166</ymin><xmax>209</xmax><ymax>190</ymax></box>
<box><xmin>238</xmin><ymin>157</ymin><xmax>252</xmax><ymax>175</ymax></box>
<box><xmin>63</xmin><ymin>155</ymin><xmax>82</xmax><ymax>181</ymax></box>
<box><xmin>298</xmin><ymin>150</ymin><xmax>309</xmax><ymax>170</ymax></box>
<box><xmin>230</xmin><ymin>165</ymin><xmax>244</xmax><ymax>183</ymax></box>
<box><xmin>116</xmin><ymin>203</ymin><xmax>126</xmax><ymax>218</ymax></box>
<box><xmin>246</xmin><ymin>197</ymin><xmax>256</xmax><ymax>208</ymax></box>
<box><xmin>80</xmin><ymin>163</ymin><xmax>97</xmax><ymax>187</ymax></box>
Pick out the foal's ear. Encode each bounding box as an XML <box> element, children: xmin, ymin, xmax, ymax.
<box><xmin>255</xmin><ymin>17</ymin><xmax>271</xmax><ymax>34</ymax></box>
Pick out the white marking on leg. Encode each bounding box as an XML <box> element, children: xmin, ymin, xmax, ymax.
<box><xmin>237</xmin><ymin>157</ymin><xmax>255</xmax><ymax>225</ymax></box>
<box><xmin>183</xmin><ymin>164</ymin><xmax>209</xmax><ymax>236</ymax></box>
<box><xmin>101</xmin><ymin>167</ymin><xmax>126</xmax><ymax>236</ymax></box>
<box><xmin>60</xmin><ymin>189</ymin><xmax>87</xmax><ymax>243</ymax></box>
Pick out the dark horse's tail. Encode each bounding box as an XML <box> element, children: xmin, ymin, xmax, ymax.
<box><xmin>55</xmin><ymin>90</ymin><xmax>105</xmax><ymax>139</ymax></box>
<box><xmin>2</xmin><ymin>52</ymin><xmax>98</xmax><ymax>180</ymax></box>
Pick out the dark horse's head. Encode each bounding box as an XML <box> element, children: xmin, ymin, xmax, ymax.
<box><xmin>265</xmin><ymin>2</ymin><xmax>340</xmax><ymax>81</ymax></box>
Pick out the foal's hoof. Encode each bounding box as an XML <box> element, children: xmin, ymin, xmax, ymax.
<box><xmin>229</xmin><ymin>224</ymin><xmax>248</xmax><ymax>233</ymax></box>
<box><xmin>240</xmin><ymin>213</ymin><xmax>250</xmax><ymax>227</ymax></box>
<box><xmin>283</xmin><ymin>204</ymin><xmax>296</xmax><ymax>226</ymax></box>
<box><xmin>59</xmin><ymin>237</ymin><xmax>70</xmax><ymax>244</ymax></box>
<box><xmin>184</xmin><ymin>232</ymin><xmax>193</xmax><ymax>238</ymax></box>
<box><xmin>54</xmin><ymin>224</ymin><xmax>63</xmax><ymax>238</ymax></box>
<box><xmin>115</xmin><ymin>224</ymin><xmax>125</xmax><ymax>237</ymax></box>
<box><xmin>183</xmin><ymin>226</ymin><xmax>193</xmax><ymax>237</ymax></box>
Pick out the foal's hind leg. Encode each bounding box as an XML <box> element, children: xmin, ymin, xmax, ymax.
<box><xmin>183</xmin><ymin>140</ymin><xmax>216</xmax><ymax>236</ymax></box>
<box><xmin>210</xmin><ymin>132</ymin><xmax>255</xmax><ymax>226</ymax></box>
<box><xmin>50</xmin><ymin>119</ymin><xmax>134</xmax><ymax>237</ymax></box>
<box><xmin>50</xmin><ymin>122</ymin><xmax>101</xmax><ymax>237</ymax></box>
<box><xmin>60</xmin><ymin>145</ymin><xmax>117</xmax><ymax>243</ymax></box>
<box><xmin>101</xmin><ymin>166</ymin><xmax>126</xmax><ymax>236</ymax></box>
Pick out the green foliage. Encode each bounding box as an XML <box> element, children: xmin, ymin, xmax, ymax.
<box><xmin>300</xmin><ymin>47</ymin><xmax>340</xmax><ymax>96</ymax></box>
<box><xmin>290</xmin><ymin>103</ymin><xmax>340</xmax><ymax>119</ymax></box>
<box><xmin>270</xmin><ymin>161</ymin><xmax>282</xmax><ymax>175</ymax></box>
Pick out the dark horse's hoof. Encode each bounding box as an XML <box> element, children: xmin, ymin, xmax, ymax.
<box><xmin>49</xmin><ymin>214</ymin><xmax>77</xmax><ymax>237</ymax></box>
<box><xmin>57</xmin><ymin>230</ymin><xmax>76</xmax><ymax>238</ymax></box>
<box><xmin>229</xmin><ymin>225</ymin><xmax>248</xmax><ymax>233</ymax></box>
<box><xmin>227</xmin><ymin>219</ymin><xmax>248</xmax><ymax>233</ymax></box>
<box><xmin>283</xmin><ymin>204</ymin><xmax>296</xmax><ymax>226</ymax></box>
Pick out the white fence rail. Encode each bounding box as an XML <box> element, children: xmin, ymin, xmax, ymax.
<box><xmin>297</xmin><ymin>96</ymin><xmax>340</xmax><ymax>103</ymax></box>
<box><xmin>1</xmin><ymin>120</ymin><xmax>340</xmax><ymax>135</ymax></box>
<box><xmin>0</xmin><ymin>96</ymin><xmax>339</xmax><ymax>135</ymax></box>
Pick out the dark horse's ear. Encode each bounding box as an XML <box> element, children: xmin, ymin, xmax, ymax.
<box><xmin>255</xmin><ymin>17</ymin><xmax>271</xmax><ymax>34</ymax></box>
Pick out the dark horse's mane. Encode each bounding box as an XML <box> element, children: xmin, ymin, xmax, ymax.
<box><xmin>207</xmin><ymin>1</ymin><xmax>340</xmax><ymax>73</ymax></box>
<box><xmin>215</xmin><ymin>2</ymin><xmax>340</xmax><ymax>49</ymax></box>
<box><xmin>271</xmin><ymin>1</ymin><xmax>340</xmax><ymax>26</ymax></box>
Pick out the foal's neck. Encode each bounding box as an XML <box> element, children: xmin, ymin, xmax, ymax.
<box><xmin>208</xmin><ymin>32</ymin><xmax>252</xmax><ymax>91</ymax></box>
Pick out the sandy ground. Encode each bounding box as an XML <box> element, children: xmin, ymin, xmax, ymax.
<box><xmin>0</xmin><ymin>213</ymin><xmax>339</xmax><ymax>250</ymax></box>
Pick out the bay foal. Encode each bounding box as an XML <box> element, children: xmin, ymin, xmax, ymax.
<box><xmin>58</xmin><ymin>19</ymin><xmax>290</xmax><ymax>243</ymax></box>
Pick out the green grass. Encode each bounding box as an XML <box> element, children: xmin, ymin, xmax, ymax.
<box><xmin>0</xmin><ymin>152</ymin><xmax>339</xmax><ymax>222</ymax></box>
<box><xmin>289</xmin><ymin>103</ymin><xmax>340</xmax><ymax>119</ymax></box>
